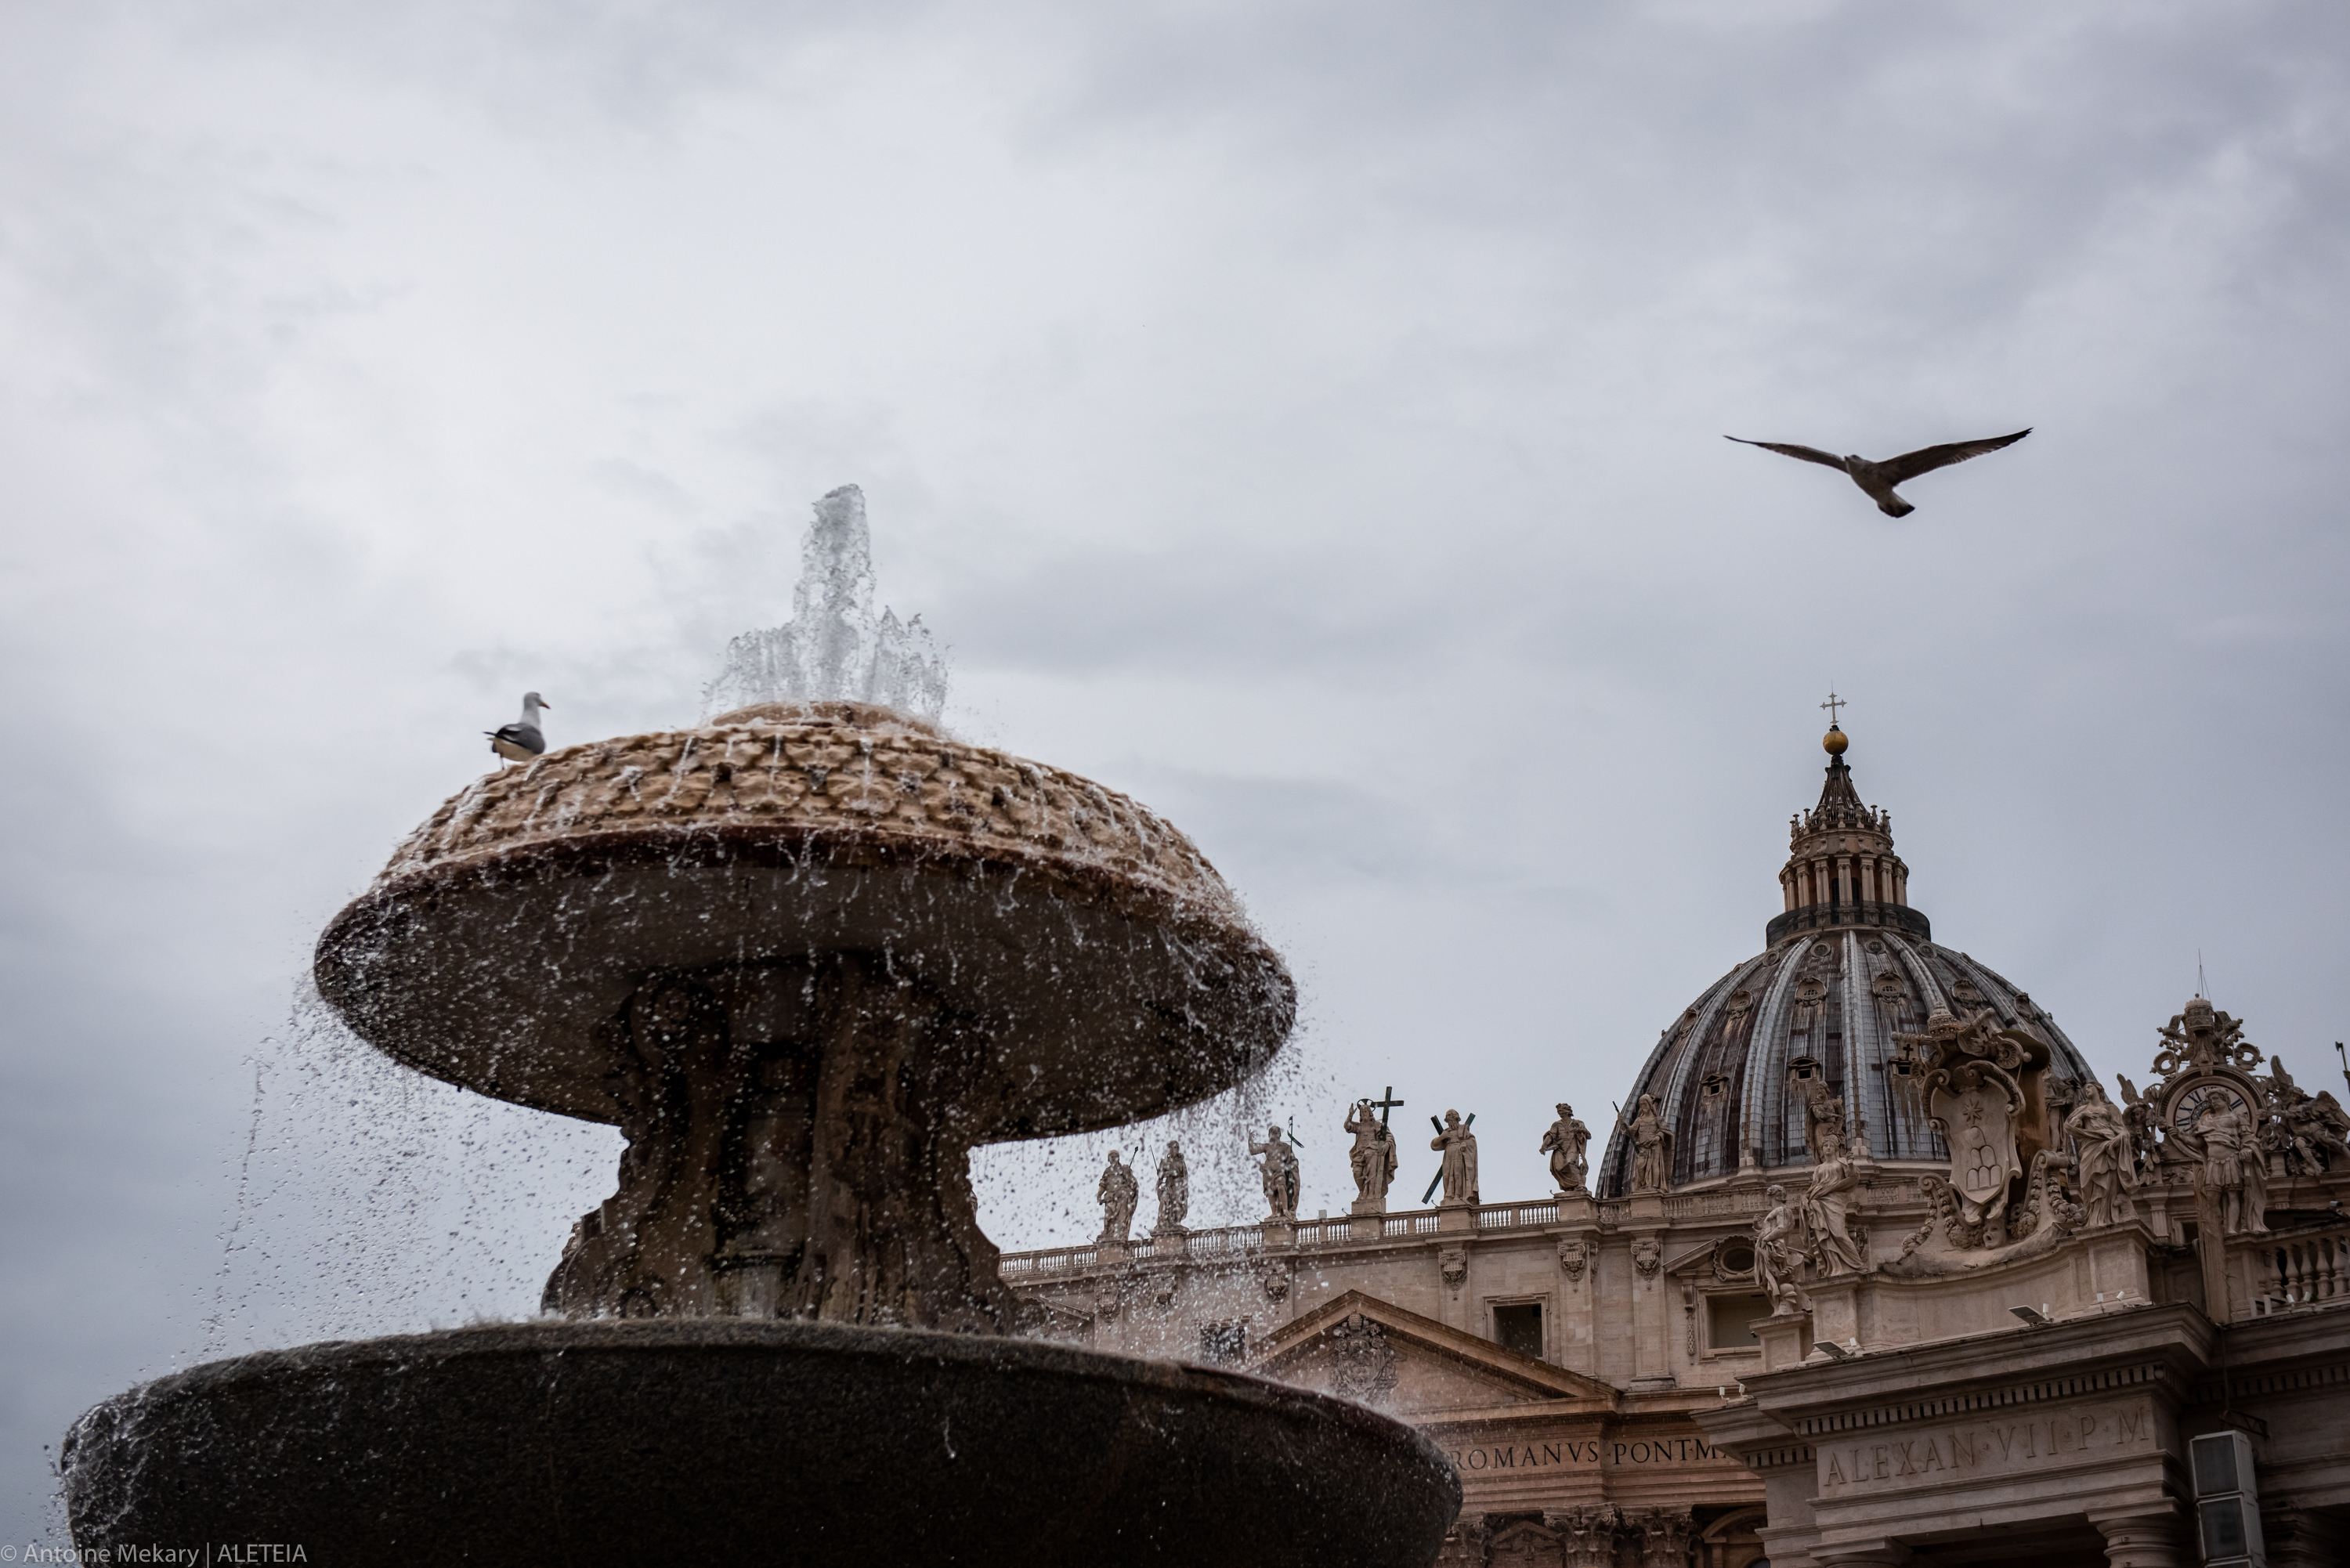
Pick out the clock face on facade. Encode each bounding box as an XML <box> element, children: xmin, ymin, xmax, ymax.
<box><xmin>2172</xmin><ymin>1081</ymin><xmax>2246</xmax><ymax>1134</ymax></box>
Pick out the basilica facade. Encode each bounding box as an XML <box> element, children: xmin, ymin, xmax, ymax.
<box><xmin>1001</xmin><ymin>726</ymin><xmax>2350</xmax><ymax>1567</ymax></box>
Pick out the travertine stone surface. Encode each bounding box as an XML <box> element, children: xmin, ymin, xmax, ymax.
<box><xmin>378</xmin><ymin>701</ymin><xmax>1235</xmax><ymax>923</ymax></box>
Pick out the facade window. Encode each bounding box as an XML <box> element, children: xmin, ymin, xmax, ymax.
<box><xmin>1199</xmin><ymin>1321</ymin><xmax>1246</xmax><ymax>1364</ymax></box>
<box><xmin>1493</xmin><ymin>1302</ymin><xmax>1544</xmax><ymax>1360</ymax></box>
<box><xmin>1708</xmin><ymin>1292</ymin><xmax>1772</xmax><ymax>1349</ymax></box>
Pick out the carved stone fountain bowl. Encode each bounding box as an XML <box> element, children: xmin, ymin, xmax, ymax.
<box><xmin>314</xmin><ymin>703</ymin><xmax>1293</xmax><ymax>1138</ymax></box>
<box><xmin>63</xmin><ymin>1320</ymin><xmax>1462</xmax><ymax>1567</ymax></box>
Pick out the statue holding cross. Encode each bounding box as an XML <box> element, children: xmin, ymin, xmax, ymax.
<box><xmin>1428</xmin><ymin>1109</ymin><xmax>1480</xmax><ymax>1208</ymax></box>
<box><xmin>1343</xmin><ymin>1087</ymin><xmax>1402</xmax><ymax>1214</ymax></box>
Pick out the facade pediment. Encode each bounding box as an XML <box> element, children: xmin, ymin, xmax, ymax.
<box><xmin>1249</xmin><ymin>1290</ymin><xmax>1617</xmax><ymax>1417</ymax></box>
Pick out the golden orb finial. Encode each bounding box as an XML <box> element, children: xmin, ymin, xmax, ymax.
<box><xmin>1823</xmin><ymin>724</ymin><xmax>1848</xmax><ymax>756</ymax></box>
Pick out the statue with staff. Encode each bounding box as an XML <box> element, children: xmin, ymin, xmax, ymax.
<box><xmin>1617</xmin><ymin>1093</ymin><xmax>1674</xmax><ymax>1194</ymax></box>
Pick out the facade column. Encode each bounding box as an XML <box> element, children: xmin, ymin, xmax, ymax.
<box><xmin>2092</xmin><ymin>1508</ymin><xmax>2186</xmax><ymax>1567</ymax></box>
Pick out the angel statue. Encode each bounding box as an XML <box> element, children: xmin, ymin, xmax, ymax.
<box><xmin>2271</xmin><ymin>1056</ymin><xmax>2350</xmax><ymax>1173</ymax></box>
<box><xmin>2115</xmin><ymin>1075</ymin><xmax>2162</xmax><ymax>1176</ymax></box>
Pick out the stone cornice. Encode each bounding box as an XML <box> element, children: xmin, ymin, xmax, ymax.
<box><xmin>1733</xmin><ymin>1303</ymin><xmax>2217</xmax><ymax>1439</ymax></box>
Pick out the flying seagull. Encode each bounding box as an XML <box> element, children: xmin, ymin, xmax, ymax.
<box><xmin>486</xmin><ymin>692</ymin><xmax>551</xmax><ymax>764</ymax></box>
<box><xmin>1724</xmin><ymin>428</ymin><xmax>2030</xmax><ymax>517</ymax></box>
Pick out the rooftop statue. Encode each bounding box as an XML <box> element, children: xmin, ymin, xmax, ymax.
<box><xmin>1345</xmin><ymin>1100</ymin><xmax>1399</xmax><ymax>1213</ymax></box>
<box><xmin>1153</xmin><ymin>1140</ymin><xmax>1190</xmax><ymax>1237</ymax></box>
<box><xmin>1802</xmin><ymin>1132</ymin><xmax>1867</xmax><ymax>1276</ymax></box>
<box><xmin>1250</xmin><ymin>1125</ymin><xmax>1302</xmax><ymax>1223</ymax></box>
<box><xmin>1627</xmin><ymin>1094</ymin><xmax>1673</xmax><ymax>1194</ymax></box>
<box><xmin>1540</xmin><ymin>1104</ymin><xmax>1590</xmax><ymax>1195</ymax></box>
<box><xmin>1430</xmin><ymin>1110</ymin><xmax>1480</xmax><ymax>1207</ymax></box>
<box><xmin>1097</xmin><ymin>1151</ymin><xmax>1140</xmax><ymax>1245</ymax></box>
<box><xmin>2063</xmin><ymin>1079</ymin><xmax>2138</xmax><ymax>1229</ymax></box>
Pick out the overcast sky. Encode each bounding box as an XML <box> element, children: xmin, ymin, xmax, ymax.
<box><xmin>4</xmin><ymin>0</ymin><xmax>2347</xmax><ymax>1539</ymax></box>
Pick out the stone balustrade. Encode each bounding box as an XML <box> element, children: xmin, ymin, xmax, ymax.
<box><xmin>2239</xmin><ymin>1222</ymin><xmax>2350</xmax><ymax>1317</ymax></box>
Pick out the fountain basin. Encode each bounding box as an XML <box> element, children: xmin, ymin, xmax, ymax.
<box><xmin>63</xmin><ymin>1320</ymin><xmax>1460</xmax><ymax>1566</ymax></box>
<box><xmin>317</xmin><ymin>707</ymin><xmax>1290</xmax><ymax>1136</ymax></box>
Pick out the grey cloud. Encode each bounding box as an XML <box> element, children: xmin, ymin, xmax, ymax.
<box><xmin>3</xmin><ymin>0</ymin><xmax>2348</xmax><ymax>1544</ymax></box>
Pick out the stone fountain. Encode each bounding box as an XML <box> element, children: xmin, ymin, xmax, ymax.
<box><xmin>61</xmin><ymin>487</ymin><xmax>1459</xmax><ymax>1565</ymax></box>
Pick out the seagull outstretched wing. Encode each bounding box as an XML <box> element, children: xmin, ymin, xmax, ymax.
<box><xmin>1724</xmin><ymin>436</ymin><xmax>1846</xmax><ymax>470</ymax></box>
<box><xmin>1876</xmin><ymin>428</ymin><xmax>2030</xmax><ymax>487</ymax></box>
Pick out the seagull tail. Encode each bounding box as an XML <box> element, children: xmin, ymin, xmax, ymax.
<box><xmin>1878</xmin><ymin>495</ymin><xmax>1915</xmax><ymax>519</ymax></box>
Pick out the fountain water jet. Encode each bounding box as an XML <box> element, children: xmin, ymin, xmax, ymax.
<box><xmin>61</xmin><ymin>490</ymin><xmax>1459</xmax><ymax>1565</ymax></box>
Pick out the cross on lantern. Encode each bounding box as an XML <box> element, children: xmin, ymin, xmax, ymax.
<box><xmin>1820</xmin><ymin>689</ymin><xmax>1846</xmax><ymax>725</ymax></box>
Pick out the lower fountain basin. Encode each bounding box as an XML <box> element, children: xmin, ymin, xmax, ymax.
<box><xmin>63</xmin><ymin>1319</ymin><xmax>1460</xmax><ymax>1566</ymax></box>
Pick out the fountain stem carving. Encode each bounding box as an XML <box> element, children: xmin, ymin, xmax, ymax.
<box><xmin>543</xmin><ymin>955</ymin><xmax>1016</xmax><ymax>1332</ymax></box>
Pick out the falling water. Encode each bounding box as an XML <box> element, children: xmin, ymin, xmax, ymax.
<box><xmin>702</xmin><ymin>485</ymin><xmax>949</xmax><ymax>722</ymax></box>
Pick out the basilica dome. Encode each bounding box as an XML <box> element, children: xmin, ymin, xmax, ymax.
<box><xmin>1596</xmin><ymin>725</ymin><xmax>2095</xmax><ymax>1195</ymax></box>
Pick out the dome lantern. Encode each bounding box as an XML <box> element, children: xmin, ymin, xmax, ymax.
<box><xmin>1770</xmin><ymin>721</ymin><xmax>1922</xmax><ymax>945</ymax></box>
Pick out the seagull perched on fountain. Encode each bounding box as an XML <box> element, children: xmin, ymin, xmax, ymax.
<box><xmin>1724</xmin><ymin>428</ymin><xmax>2030</xmax><ymax>517</ymax></box>
<box><xmin>486</xmin><ymin>692</ymin><xmax>551</xmax><ymax>764</ymax></box>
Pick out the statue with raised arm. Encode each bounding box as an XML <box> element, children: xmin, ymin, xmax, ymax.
<box><xmin>2063</xmin><ymin>1079</ymin><xmax>2137</xmax><ymax>1228</ymax></box>
<box><xmin>1540</xmin><ymin>1103</ymin><xmax>1591</xmax><ymax>1194</ymax></box>
<box><xmin>1249</xmin><ymin>1125</ymin><xmax>1301</xmax><ymax>1222</ymax></box>
<box><xmin>1344</xmin><ymin>1100</ymin><xmax>1398</xmax><ymax>1210</ymax></box>
<box><xmin>1096</xmin><ymin>1150</ymin><xmax>1140</xmax><ymax>1243</ymax></box>
<box><xmin>1430</xmin><ymin>1110</ymin><xmax>1480</xmax><ymax>1206</ymax></box>
<box><xmin>1153</xmin><ymin>1140</ymin><xmax>1190</xmax><ymax>1236</ymax></box>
